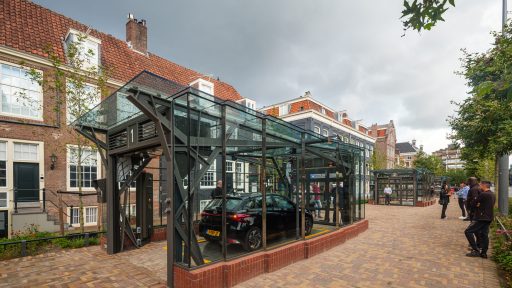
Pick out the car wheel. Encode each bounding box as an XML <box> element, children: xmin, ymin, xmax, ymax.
<box><xmin>243</xmin><ymin>227</ymin><xmax>262</xmax><ymax>251</ymax></box>
<box><xmin>305</xmin><ymin>216</ymin><xmax>313</xmax><ymax>236</ymax></box>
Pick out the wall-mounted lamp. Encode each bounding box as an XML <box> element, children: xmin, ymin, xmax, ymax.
<box><xmin>50</xmin><ymin>153</ymin><xmax>57</xmax><ymax>170</ymax></box>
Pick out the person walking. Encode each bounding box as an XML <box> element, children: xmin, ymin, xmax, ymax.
<box><xmin>457</xmin><ymin>182</ymin><xmax>469</xmax><ymax>220</ymax></box>
<box><xmin>465</xmin><ymin>181</ymin><xmax>495</xmax><ymax>258</ymax></box>
<box><xmin>383</xmin><ymin>185</ymin><xmax>392</xmax><ymax>205</ymax></box>
<box><xmin>440</xmin><ymin>181</ymin><xmax>450</xmax><ymax>219</ymax></box>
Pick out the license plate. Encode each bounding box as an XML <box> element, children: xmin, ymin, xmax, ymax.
<box><xmin>207</xmin><ymin>229</ymin><xmax>220</xmax><ymax>237</ymax></box>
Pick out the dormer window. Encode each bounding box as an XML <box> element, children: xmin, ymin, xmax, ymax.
<box><xmin>279</xmin><ymin>104</ymin><xmax>291</xmax><ymax>116</ymax></box>
<box><xmin>190</xmin><ymin>78</ymin><xmax>214</xmax><ymax>95</ymax></box>
<box><xmin>65</xmin><ymin>29</ymin><xmax>101</xmax><ymax>70</ymax></box>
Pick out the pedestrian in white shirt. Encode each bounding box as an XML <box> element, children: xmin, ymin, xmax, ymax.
<box><xmin>384</xmin><ymin>185</ymin><xmax>392</xmax><ymax>205</ymax></box>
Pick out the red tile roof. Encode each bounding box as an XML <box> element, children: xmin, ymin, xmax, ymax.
<box><xmin>0</xmin><ymin>0</ymin><xmax>242</xmax><ymax>101</ymax></box>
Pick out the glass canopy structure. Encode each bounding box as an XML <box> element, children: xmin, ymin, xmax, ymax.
<box><xmin>74</xmin><ymin>71</ymin><xmax>366</xmax><ymax>287</ymax></box>
<box><xmin>372</xmin><ymin>168</ymin><xmax>434</xmax><ymax>206</ymax></box>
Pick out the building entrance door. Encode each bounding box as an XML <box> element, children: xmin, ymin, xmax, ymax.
<box><xmin>0</xmin><ymin>210</ymin><xmax>7</xmax><ymax>238</ymax></box>
<box><xmin>14</xmin><ymin>163</ymin><xmax>39</xmax><ymax>202</ymax></box>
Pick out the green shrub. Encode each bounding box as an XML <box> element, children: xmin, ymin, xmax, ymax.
<box><xmin>51</xmin><ymin>236</ymin><xmax>99</xmax><ymax>249</ymax></box>
<box><xmin>491</xmin><ymin>213</ymin><xmax>512</xmax><ymax>287</ymax></box>
<box><xmin>0</xmin><ymin>224</ymin><xmax>100</xmax><ymax>260</ymax></box>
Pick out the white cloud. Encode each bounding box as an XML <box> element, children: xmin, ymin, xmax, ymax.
<box><xmin>35</xmin><ymin>0</ymin><xmax>503</xmax><ymax>153</ymax></box>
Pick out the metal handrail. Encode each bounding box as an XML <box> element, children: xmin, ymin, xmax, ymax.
<box><xmin>496</xmin><ymin>216</ymin><xmax>511</xmax><ymax>241</ymax></box>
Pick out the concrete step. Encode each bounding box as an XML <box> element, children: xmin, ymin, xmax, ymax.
<box><xmin>16</xmin><ymin>201</ymin><xmax>41</xmax><ymax>208</ymax></box>
<box><xmin>15</xmin><ymin>207</ymin><xmax>43</xmax><ymax>214</ymax></box>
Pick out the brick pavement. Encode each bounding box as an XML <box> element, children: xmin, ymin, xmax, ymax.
<box><xmin>0</xmin><ymin>201</ymin><xmax>502</xmax><ymax>287</ymax></box>
<box><xmin>237</xmin><ymin>202</ymin><xmax>502</xmax><ymax>288</ymax></box>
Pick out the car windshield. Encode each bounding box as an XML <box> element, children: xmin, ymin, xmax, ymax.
<box><xmin>205</xmin><ymin>198</ymin><xmax>243</xmax><ymax>212</ymax></box>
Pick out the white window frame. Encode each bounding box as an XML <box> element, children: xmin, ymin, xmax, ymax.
<box><xmin>314</xmin><ymin>126</ymin><xmax>320</xmax><ymax>134</ymax></box>
<box><xmin>0</xmin><ymin>61</ymin><xmax>43</xmax><ymax>120</ymax></box>
<box><xmin>200</xmin><ymin>159</ymin><xmax>217</xmax><ymax>189</ymax></box>
<box><xmin>66</xmin><ymin>80</ymin><xmax>101</xmax><ymax>125</ymax></box>
<box><xmin>85</xmin><ymin>206</ymin><xmax>98</xmax><ymax>224</ymax></box>
<box><xmin>13</xmin><ymin>142</ymin><xmax>39</xmax><ymax>162</ymax></box>
<box><xmin>68</xmin><ymin>206</ymin><xmax>98</xmax><ymax>227</ymax></box>
<box><xmin>279</xmin><ymin>104</ymin><xmax>291</xmax><ymax>116</ymax></box>
<box><xmin>322</xmin><ymin>129</ymin><xmax>328</xmax><ymax>137</ymax></box>
<box><xmin>66</xmin><ymin>145</ymin><xmax>101</xmax><ymax>191</ymax></box>
<box><xmin>190</xmin><ymin>78</ymin><xmax>214</xmax><ymax>95</ymax></box>
<box><xmin>68</xmin><ymin>207</ymin><xmax>80</xmax><ymax>226</ymax></box>
<box><xmin>0</xmin><ymin>191</ymin><xmax>7</xmax><ymax>208</ymax></box>
<box><xmin>64</xmin><ymin>29</ymin><xmax>102</xmax><ymax>69</ymax></box>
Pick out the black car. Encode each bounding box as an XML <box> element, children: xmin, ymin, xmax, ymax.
<box><xmin>199</xmin><ymin>193</ymin><xmax>313</xmax><ymax>251</ymax></box>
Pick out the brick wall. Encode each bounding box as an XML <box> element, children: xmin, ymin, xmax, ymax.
<box><xmin>173</xmin><ymin>219</ymin><xmax>369</xmax><ymax>288</ymax></box>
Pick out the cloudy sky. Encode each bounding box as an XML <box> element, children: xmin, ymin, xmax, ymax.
<box><xmin>34</xmin><ymin>0</ymin><xmax>502</xmax><ymax>153</ymax></box>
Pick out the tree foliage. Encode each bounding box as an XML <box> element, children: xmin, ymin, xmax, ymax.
<box><xmin>413</xmin><ymin>150</ymin><xmax>443</xmax><ymax>175</ymax></box>
<box><xmin>21</xmin><ymin>33</ymin><xmax>110</xmax><ymax>233</ymax></box>
<box><xmin>443</xmin><ymin>168</ymin><xmax>467</xmax><ymax>185</ymax></box>
<box><xmin>401</xmin><ymin>0</ymin><xmax>455</xmax><ymax>33</ymax></box>
<box><xmin>449</xmin><ymin>25</ymin><xmax>512</xmax><ymax>159</ymax></box>
<box><xmin>371</xmin><ymin>149</ymin><xmax>387</xmax><ymax>170</ymax></box>
<box><xmin>461</xmin><ymin>147</ymin><xmax>496</xmax><ymax>182</ymax></box>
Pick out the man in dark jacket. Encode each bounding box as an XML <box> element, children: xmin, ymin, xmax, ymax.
<box><xmin>465</xmin><ymin>177</ymin><xmax>481</xmax><ymax>222</ymax></box>
<box><xmin>465</xmin><ymin>180</ymin><xmax>495</xmax><ymax>258</ymax></box>
<box><xmin>211</xmin><ymin>180</ymin><xmax>223</xmax><ymax>199</ymax></box>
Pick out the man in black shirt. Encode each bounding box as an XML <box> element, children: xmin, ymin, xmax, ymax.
<box><xmin>465</xmin><ymin>180</ymin><xmax>495</xmax><ymax>258</ymax></box>
<box><xmin>211</xmin><ymin>180</ymin><xmax>223</xmax><ymax>199</ymax></box>
<box><xmin>465</xmin><ymin>177</ymin><xmax>481</xmax><ymax>222</ymax></box>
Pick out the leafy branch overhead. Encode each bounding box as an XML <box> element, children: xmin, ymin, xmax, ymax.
<box><xmin>401</xmin><ymin>0</ymin><xmax>455</xmax><ymax>33</ymax></box>
<box><xmin>449</xmin><ymin>24</ymin><xmax>512</xmax><ymax>159</ymax></box>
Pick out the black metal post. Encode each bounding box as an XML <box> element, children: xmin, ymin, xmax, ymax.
<box><xmin>295</xmin><ymin>156</ymin><xmax>300</xmax><ymax>239</ymax></box>
<box><xmin>300</xmin><ymin>133</ymin><xmax>306</xmax><ymax>239</ymax></box>
<box><xmin>14</xmin><ymin>187</ymin><xmax>18</xmax><ymax>214</ymax></box>
<box><xmin>106</xmin><ymin>155</ymin><xmax>119</xmax><ymax>254</ymax></box>
<box><xmin>21</xmin><ymin>240</ymin><xmax>26</xmax><ymax>257</ymax></box>
<box><xmin>187</xmin><ymin>94</ymin><xmax>192</xmax><ymax>267</ymax></box>
<box><xmin>166</xmin><ymin>101</ymin><xmax>175</xmax><ymax>288</ymax></box>
<box><xmin>335</xmin><ymin>146</ymin><xmax>340</xmax><ymax>228</ymax></box>
<box><xmin>221</xmin><ymin>105</ymin><xmax>228</xmax><ymax>259</ymax></box>
<box><xmin>42</xmin><ymin>188</ymin><xmax>46</xmax><ymax>212</ymax></box>
<box><xmin>261</xmin><ymin>119</ymin><xmax>267</xmax><ymax>249</ymax></box>
<box><xmin>84</xmin><ymin>233</ymin><xmax>90</xmax><ymax>247</ymax></box>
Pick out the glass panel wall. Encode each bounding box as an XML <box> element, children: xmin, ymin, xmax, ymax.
<box><xmin>74</xmin><ymin>71</ymin><xmax>367</xmax><ymax>270</ymax></box>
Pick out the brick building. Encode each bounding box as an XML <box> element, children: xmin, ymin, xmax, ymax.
<box><xmin>396</xmin><ymin>140</ymin><xmax>421</xmax><ymax>168</ymax></box>
<box><xmin>0</xmin><ymin>0</ymin><xmax>245</xmax><ymax>237</ymax></box>
<box><xmin>369</xmin><ymin>120</ymin><xmax>396</xmax><ymax>169</ymax></box>
<box><xmin>432</xmin><ymin>144</ymin><xmax>465</xmax><ymax>170</ymax></box>
<box><xmin>259</xmin><ymin>91</ymin><xmax>375</xmax><ymax>197</ymax></box>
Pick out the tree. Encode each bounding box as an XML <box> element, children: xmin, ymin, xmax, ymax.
<box><xmin>448</xmin><ymin>25</ymin><xmax>512</xmax><ymax>185</ymax></box>
<box><xmin>401</xmin><ymin>0</ymin><xmax>456</xmax><ymax>33</ymax></box>
<box><xmin>444</xmin><ymin>168</ymin><xmax>467</xmax><ymax>186</ymax></box>
<box><xmin>371</xmin><ymin>149</ymin><xmax>387</xmax><ymax>170</ymax></box>
<box><xmin>21</xmin><ymin>33</ymin><xmax>110</xmax><ymax>233</ymax></box>
<box><xmin>413</xmin><ymin>150</ymin><xmax>443</xmax><ymax>175</ymax></box>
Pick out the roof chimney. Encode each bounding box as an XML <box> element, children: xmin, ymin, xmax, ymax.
<box><xmin>412</xmin><ymin>139</ymin><xmax>417</xmax><ymax>147</ymax></box>
<box><xmin>126</xmin><ymin>14</ymin><xmax>147</xmax><ymax>55</ymax></box>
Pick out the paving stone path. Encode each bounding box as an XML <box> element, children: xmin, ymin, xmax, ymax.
<box><xmin>0</xmin><ymin>201</ymin><xmax>502</xmax><ymax>287</ymax></box>
<box><xmin>238</xmin><ymin>202</ymin><xmax>502</xmax><ymax>288</ymax></box>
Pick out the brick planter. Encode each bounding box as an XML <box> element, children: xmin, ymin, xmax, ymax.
<box><xmin>415</xmin><ymin>199</ymin><xmax>436</xmax><ymax>207</ymax></box>
<box><xmin>173</xmin><ymin>219</ymin><xmax>369</xmax><ymax>288</ymax></box>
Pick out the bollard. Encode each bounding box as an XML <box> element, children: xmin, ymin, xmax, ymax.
<box><xmin>84</xmin><ymin>233</ymin><xmax>90</xmax><ymax>247</ymax></box>
<box><xmin>21</xmin><ymin>240</ymin><xmax>27</xmax><ymax>257</ymax></box>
